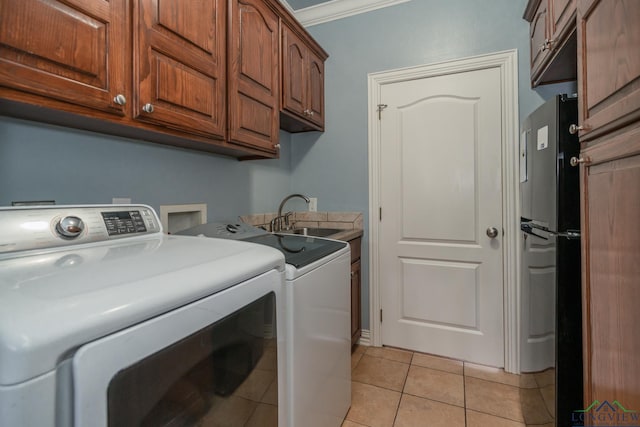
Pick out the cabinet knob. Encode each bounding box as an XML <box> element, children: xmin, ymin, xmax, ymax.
<box><xmin>274</xmin><ymin>144</ymin><xmax>281</xmax><ymax>149</ymax></box>
<box><xmin>113</xmin><ymin>94</ymin><xmax>127</xmax><ymax>106</ymax></box>
<box><xmin>303</xmin><ymin>109</ymin><xmax>309</xmax><ymax>116</ymax></box>
<box><xmin>540</xmin><ymin>38</ymin><xmax>555</xmax><ymax>52</ymax></box>
<box><xmin>142</xmin><ymin>103</ymin><xmax>154</xmax><ymax>113</ymax></box>
<box><xmin>569</xmin><ymin>124</ymin><xmax>584</xmax><ymax>134</ymax></box>
<box><xmin>570</xmin><ymin>156</ymin><xmax>591</xmax><ymax>167</ymax></box>
<box><xmin>350</xmin><ymin>271</ymin><xmax>355</xmax><ymax>278</ymax></box>
<box><xmin>309</xmin><ymin>110</ymin><xmax>315</xmax><ymax>116</ymax></box>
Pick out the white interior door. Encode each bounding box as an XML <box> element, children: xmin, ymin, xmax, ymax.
<box><xmin>379</xmin><ymin>66</ymin><xmax>505</xmax><ymax>367</ymax></box>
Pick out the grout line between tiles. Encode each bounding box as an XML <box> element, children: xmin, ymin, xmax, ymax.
<box><xmin>463</xmin><ymin>361</ymin><xmax>468</xmax><ymax>426</ymax></box>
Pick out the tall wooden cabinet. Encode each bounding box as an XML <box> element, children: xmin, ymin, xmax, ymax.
<box><xmin>0</xmin><ymin>0</ymin><xmax>129</xmax><ymax>116</ymax></box>
<box><xmin>577</xmin><ymin>0</ymin><xmax>640</xmax><ymax>412</ymax></box>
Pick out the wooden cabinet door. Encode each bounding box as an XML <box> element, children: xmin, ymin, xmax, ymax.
<box><xmin>580</xmin><ymin>128</ymin><xmax>640</xmax><ymax>415</ymax></box>
<box><xmin>550</xmin><ymin>0</ymin><xmax>576</xmax><ymax>39</ymax></box>
<box><xmin>530</xmin><ymin>0</ymin><xmax>549</xmax><ymax>78</ymax></box>
<box><xmin>307</xmin><ymin>50</ymin><xmax>325</xmax><ymax>128</ymax></box>
<box><xmin>228</xmin><ymin>0</ymin><xmax>280</xmax><ymax>154</ymax></box>
<box><xmin>136</xmin><ymin>0</ymin><xmax>226</xmax><ymax>139</ymax></box>
<box><xmin>282</xmin><ymin>26</ymin><xmax>307</xmax><ymax>120</ymax></box>
<box><xmin>280</xmin><ymin>23</ymin><xmax>325</xmax><ymax>131</ymax></box>
<box><xmin>577</xmin><ymin>0</ymin><xmax>640</xmax><ymax>142</ymax></box>
<box><xmin>351</xmin><ymin>259</ymin><xmax>362</xmax><ymax>347</ymax></box>
<box><xmin>0</xmin><ymin>0</ymin><xmax>128</xmax><ymax>116</ymax></box>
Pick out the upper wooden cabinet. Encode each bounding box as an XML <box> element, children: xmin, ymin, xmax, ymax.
<box><xmin>576</xmin><ymin>0</ymin><xmax>640</xmax><ymax>142</ymax></box>
<box><xmin>0</xmin><ymin>0</ymin><xmax>327</xmax><ymax>159</ymax></box>
<box><xmin>0</xmin><ymin>0</ymin><xmax>128</xmax><ymax>116</ymax></box>
<box><xmin>524</xmin><ymin>0</ymin><xmax>577</xmax><ymax>87</ymax></box>
<box><xmin>135</xmin><ymin>0</ymin><xmax>226</xmax><ymax>139</ymax></box>
<box><xmin>227</xmin><ymin>0</ymin><xmax>280</xmax><ymax>155</ymax></box>
<box><xmin>281</xmin><ymin>24</ymin><xmax>327</xmax><ymax>132</ymax></box>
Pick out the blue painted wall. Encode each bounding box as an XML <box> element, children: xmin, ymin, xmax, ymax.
<box><xmin>0</xmin><ymin>0</ymin><xmax>577</xmax><ymax>332</ymax></box>
<box><xmin>0</xmin><ymin>117</ymin><xmax>293</xmax><ymax>219</ymax></box>
<box><xmin>289</xmin><ymin>0</ymin><xmax>576</xmax><ymax>329</ymax></box>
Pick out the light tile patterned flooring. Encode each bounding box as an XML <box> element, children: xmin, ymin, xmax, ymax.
<box><xmin>344</xmin><ymin>346</ymin><xmax>555</xmax><ymax>427</ymax></box>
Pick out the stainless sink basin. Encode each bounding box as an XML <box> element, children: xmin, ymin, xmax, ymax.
<box><xmin>281</xmin><ymin>227</ymin><xmax>343</xmax><ymax>237</ymax></box>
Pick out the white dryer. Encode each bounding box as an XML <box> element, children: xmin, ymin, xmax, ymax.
<box><xmin>178</xmin><ymin>222</ymin><xmax>352</xmax><ymax>427</ymax></box>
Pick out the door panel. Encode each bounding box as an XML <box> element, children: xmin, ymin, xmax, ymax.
<box><xmin>379</xmin><ymin>66</ymin><xmax>504</xmax><ymax>366</ymax></box>
<box><xmin>282</xmin><ymin>27</ymin><xmax>306</xmax><ymax>117</ymax></box>
<box><xmin>228</xmin><ymin>0</ymin><xmax>279</xmax><ymax>153</ymax></box>
<box><xmin>307</xmin><ymin>51</ymin><xmax>325</xmax><ymax>127</ymax></box>
<box><xmin>136</xmin><ymin>0</ymin><xmax>226</xmax><ymax>138</ymax></box>
<box><xmin>578</xmin><ymin>0</ymin><xmax>640</xmax><ymax>140</ymax></box>
<box><xmin>0</xmin><ymin>0</ymin><xmax>127</xmax><ymax>115</ymax></box>
<box><xmin>401</xmin><ymin>259</ymin><xmax>479</xmax><ymax>328</ymax></box>
<box><xmin>582</xmin><ymin>134</ymin><xmax>640</xmax><ymax>415</ymax></box>
<box><xmin>400</xmin><ymin>97</ymin><xmax>477</xmax><ymax>242</ymax></box>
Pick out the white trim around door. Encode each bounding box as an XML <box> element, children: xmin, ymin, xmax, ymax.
<box><xmin>367</xmin><ymin>49</ymin><xmax>521</xmax><ymax>373</ymax></box>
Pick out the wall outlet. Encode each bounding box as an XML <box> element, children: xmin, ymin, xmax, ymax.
<box><xmin>309</xmin><ymin>197</ymin><xmax>318</xmax><ymax>212</ymax></box>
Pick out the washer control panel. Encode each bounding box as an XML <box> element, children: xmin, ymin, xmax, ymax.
<box><xmin>0</xmin><ymin>205</ymin><xmax>162</xmax><ymax>256</ymax></box>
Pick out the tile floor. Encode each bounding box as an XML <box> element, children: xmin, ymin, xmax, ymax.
<box><xmin>344</xmin><ymin>346</ymin><xmax>555</xmax><ymax>427</ymax></box>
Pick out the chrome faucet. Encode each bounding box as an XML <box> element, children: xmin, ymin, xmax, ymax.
<box><xmin>271</xmin><ymin>194</ymin><xmax>310</xmax><ymax>232</ymax></box>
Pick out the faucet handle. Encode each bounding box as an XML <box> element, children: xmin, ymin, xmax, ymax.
<box><xmin>284</xmin><ymin>211</ymin><xmax>294</xmax><ymax>229</ymax></box>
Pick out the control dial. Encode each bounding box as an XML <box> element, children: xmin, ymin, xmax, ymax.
<box><xmin>56</xmin><ymin>216</ymin><xmax>85</xmax><ymax>239</ymax></box>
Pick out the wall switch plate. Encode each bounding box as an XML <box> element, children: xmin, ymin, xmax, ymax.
<box><xmin>309</xmin><ymin>197</ymin><xmax>318</xmax><ymax>212</ymax></box>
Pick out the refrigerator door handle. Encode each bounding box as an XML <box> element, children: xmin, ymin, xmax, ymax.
<box><xmin>551</xmin><ymin>229</ymin><xmax>581</xmax><ymax>240</ymax></box>
<box><xmin>520</xmin><ymin>222</ymin><xmax>549</xmax><ymax>240</ymax></box>
<box><xmin>521</xmin><ymin>218</ymin><xmax>581</xmax><ymax>240</ymax></box>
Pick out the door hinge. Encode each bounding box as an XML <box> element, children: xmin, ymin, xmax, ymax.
<box><xmin>377</xmin><ymin>104</ymin><xmax>388</xmax><ymax>120</ymax></box>
<box><xmin>380</xmin><ymin>308</ymin><xmax>383</xmax><ymax>323</ymax></box>
<box><xmin>379</xmin><ymin>207</ymin><xmax>382</xmax><ymax>221</ymax></box>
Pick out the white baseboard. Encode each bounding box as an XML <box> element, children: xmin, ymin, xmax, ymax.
<box><xmin>358</xmin><ymin>329</ymin><xmax>371</xmax><ymax>346</ymax></box>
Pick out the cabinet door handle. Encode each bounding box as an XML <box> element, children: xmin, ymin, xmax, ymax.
<box><xmin>142</xmin><ymin>103</ymin><xmax>154</xmax><ymax>113</ymax></box>
<box><xmin>570</xmin><ymin>156</ymin><xmax>591</xmax><ymax>167</ymax></box>
<box><xmin>113</xmin><ymin>94</ymin><xmax>127</xmax><ymax>106</ymax></box>
<box><xmin>540</xmin><ymin>38</ymin><xmax>555</xmax><ymax>52</ymax></box>
<box><xmin>569</xmin><ymin>124</ymin><xmax>584</xmax><ymax>134</ymax></box>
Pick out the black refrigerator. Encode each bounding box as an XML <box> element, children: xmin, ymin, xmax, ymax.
<box><xmin>520</xmin><ymin>94</ymin><xmax>583</xmax><ymax>427</ymax></box>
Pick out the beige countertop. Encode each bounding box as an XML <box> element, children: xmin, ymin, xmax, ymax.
<box><xmin>329</xmin><ymin>228</ymin><xmax>363</xmax><ymax>242</ymax></box>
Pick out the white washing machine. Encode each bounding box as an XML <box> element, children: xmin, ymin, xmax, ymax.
<box><xmin>0</xmin><ymin>205</ymin><xmax>287</xmax><ymax>427</ymax></box>
<box><xmin>178</xmin><ymin>222</ymin><xmax>352</xmax><ymax>427</ymax></box>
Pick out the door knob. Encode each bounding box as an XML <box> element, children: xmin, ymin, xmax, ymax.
<box><xmin>486</xmin><ymin>227</ymin><xmax>499</xmax><ymax>238</ymax></box>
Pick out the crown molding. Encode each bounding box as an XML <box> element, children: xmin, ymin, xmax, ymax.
<box><xmin>278</xmin><ymin>0</ymin><xmax>296</xmax><ymax>15</ymax></box>
<box><xmin>294</xmin><ymin>0</ymin><xmax>412</xmax><ymax>27</ymax></box>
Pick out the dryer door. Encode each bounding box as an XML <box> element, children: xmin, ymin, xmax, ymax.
<box><xmin>73</xmin><ymin>270</ymin><xmax>283</xmax><ymax>427</ymax></box>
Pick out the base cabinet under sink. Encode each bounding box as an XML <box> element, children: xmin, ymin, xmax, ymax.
<box><xmin>349</xmin><ymin>237</ymin><xmax>362</xmax><ymax>348</ymax></box>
